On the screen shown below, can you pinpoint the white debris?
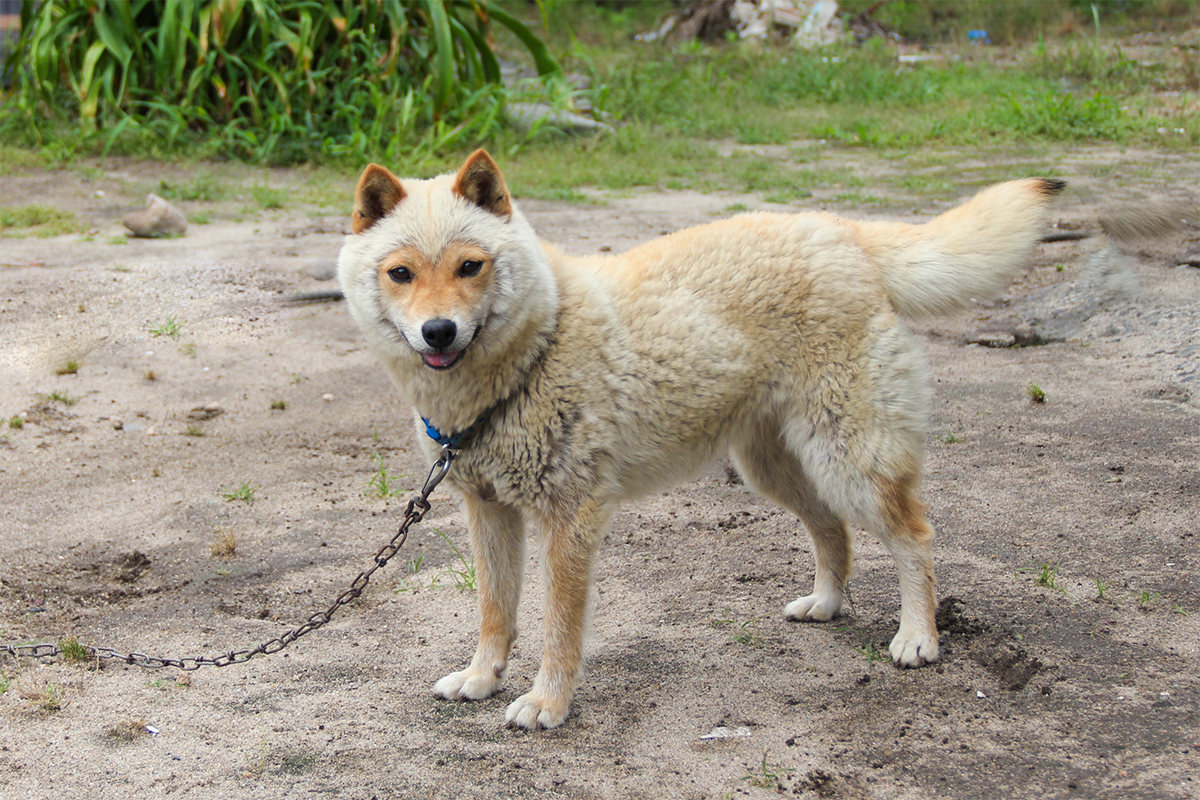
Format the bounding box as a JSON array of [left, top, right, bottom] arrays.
[[732, 0, 842, 47], [700, 726, 753, 740]]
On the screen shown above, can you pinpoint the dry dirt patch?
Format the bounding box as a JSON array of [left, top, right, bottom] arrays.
[[1, 148, 1197, 799]]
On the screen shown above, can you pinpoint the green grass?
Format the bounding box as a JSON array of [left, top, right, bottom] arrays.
[[431, 528, 477, 592], [1, 0, 564, 166], [0, 204, 84, 238], [1027, 383, 1048, 403], [19, 680, 66, 712], [55, 359, 79, 376], [157, 174, 226, 202], [1022, 561, 1065, 592], [251, 185, 288, 210], [42, 390, 77, 406], [743, 750, 795, 791], [221, 481, 257, 504], [59, 637, 89, 664], [364, 453, 406, 499], [711, 610, 766, 647], [149, 316, 183, 339], [8, 416, 24, 429]]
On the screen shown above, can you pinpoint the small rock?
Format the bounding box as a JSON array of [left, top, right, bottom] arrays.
[[187, 404, 223, 421], [967, 331, 1017, 348], [302, 260, 338, 281], [322, 393, 334, 402], [123, 193, 188, 238], [111, 417, 124, 431]]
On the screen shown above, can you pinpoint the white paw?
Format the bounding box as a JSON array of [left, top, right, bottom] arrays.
[[784, 592, 843, 622], [432, 666, 504, 701], [888, 629, 939, 668], [504, 691, 570, 730]]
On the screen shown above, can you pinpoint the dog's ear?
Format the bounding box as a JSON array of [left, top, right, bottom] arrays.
[[352, 164, 406, 234], [452, 149, 512, 220]]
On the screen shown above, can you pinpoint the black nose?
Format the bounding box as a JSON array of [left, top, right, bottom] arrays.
[[421, 318, 458, 349]]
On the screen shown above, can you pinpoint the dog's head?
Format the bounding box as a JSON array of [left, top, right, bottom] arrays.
[[337, 150, 555, 378]]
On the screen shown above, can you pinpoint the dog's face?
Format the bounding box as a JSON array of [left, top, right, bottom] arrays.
[[374, 237, 496, 370], [338, 150, 552, 378]]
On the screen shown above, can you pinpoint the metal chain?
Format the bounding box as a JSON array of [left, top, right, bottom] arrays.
[[1, 448, 457, 671]]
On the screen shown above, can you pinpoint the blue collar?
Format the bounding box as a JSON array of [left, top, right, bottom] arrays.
[[421, 415, 486, 450]]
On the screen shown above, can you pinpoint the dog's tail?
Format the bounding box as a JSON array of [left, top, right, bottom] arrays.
[[862, 178, 1065, 320]]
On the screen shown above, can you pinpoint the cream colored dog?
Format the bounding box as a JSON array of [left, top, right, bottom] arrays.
[[337, 150, 1063, 729]]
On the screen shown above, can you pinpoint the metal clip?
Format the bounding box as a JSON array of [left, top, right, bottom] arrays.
[[419, 445, 456, 499]]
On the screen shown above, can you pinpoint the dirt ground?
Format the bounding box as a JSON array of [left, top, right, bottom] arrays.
[[1, 143, 1197, 800]]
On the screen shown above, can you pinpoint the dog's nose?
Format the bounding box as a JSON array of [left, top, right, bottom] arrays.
[[421, 318, 458, 350]]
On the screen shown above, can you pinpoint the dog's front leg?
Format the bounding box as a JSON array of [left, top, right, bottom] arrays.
[[433, 494, 524, 701], [505, 496, 612, 730]]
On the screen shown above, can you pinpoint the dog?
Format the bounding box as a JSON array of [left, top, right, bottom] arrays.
[[336, 149, 1063, 729]]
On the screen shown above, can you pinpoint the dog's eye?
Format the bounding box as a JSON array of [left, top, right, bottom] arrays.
[[459, 260, 483, 278], [387, 266, 412, 284]]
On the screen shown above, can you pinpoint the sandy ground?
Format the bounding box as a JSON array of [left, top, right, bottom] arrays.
[[1, 145, 1198, 799]]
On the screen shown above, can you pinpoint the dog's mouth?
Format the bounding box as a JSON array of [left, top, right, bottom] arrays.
[[422, 350, 464, 370]]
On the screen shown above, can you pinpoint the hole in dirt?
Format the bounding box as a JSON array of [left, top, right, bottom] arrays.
[[935, 596, 988, 637]]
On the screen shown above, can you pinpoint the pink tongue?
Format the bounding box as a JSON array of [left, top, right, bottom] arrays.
[[423, 351, 459, 368]]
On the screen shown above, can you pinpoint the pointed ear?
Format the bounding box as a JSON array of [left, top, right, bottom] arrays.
[[352, 164, 405, 234], [452, 149, 512, 220]]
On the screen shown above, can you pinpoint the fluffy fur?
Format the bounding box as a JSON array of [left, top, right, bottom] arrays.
[[337, 150, 1063, 730]]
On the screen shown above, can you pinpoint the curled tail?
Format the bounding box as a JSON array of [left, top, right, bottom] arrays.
[[862, 178, 1065, 320]]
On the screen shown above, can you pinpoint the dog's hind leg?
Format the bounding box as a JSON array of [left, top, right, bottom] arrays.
[[730, 433, 852, 624], [871, 472, 939, 667], [433, 495, 525, 702]]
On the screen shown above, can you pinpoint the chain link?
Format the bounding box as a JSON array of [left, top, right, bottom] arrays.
[[1, 449, 456, 671]]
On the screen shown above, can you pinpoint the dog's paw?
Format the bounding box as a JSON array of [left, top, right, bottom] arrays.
[[504, 691, 570, 730], [433, 666, 504, 701], [784, 592, 843, 622], [888, 629, 939, 668]]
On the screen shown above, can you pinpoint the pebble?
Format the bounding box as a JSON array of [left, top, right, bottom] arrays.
[[123, 193, 188, 238], [302, 260, 338, 281], [966, 331, 1016, 348]]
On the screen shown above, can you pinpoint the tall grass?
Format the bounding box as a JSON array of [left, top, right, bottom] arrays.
[[584, 36, 1145, 148], [2, 0, 565, 166]]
